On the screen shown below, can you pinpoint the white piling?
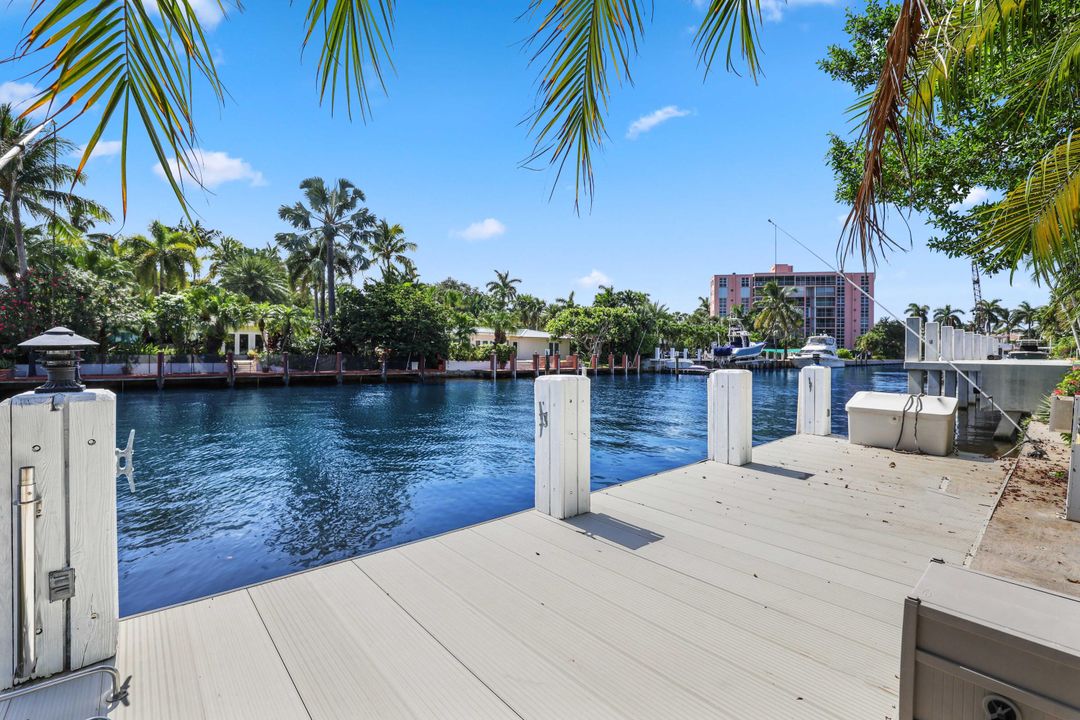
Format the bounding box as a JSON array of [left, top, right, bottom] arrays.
[[1067, 399, 1080, 522], [924, 322, 940, 361], [905, 317, 923, 361], [534, 375, 591, 519], [796, 365, 831, 436], [940, 326, 954, 361], [707, 370, 752, 466]]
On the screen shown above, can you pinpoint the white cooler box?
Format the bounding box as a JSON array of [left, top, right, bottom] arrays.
[[845, 391, 958, 456]]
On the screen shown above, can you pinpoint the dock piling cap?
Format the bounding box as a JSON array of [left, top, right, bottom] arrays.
[[18, 326, 98, 351]]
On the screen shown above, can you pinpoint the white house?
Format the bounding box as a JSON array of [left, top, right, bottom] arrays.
[[227, 324, 263, 356], [469, 328, 569, 357]]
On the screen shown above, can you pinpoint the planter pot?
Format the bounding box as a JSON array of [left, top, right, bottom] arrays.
[[1048, 394, 1076, 433]]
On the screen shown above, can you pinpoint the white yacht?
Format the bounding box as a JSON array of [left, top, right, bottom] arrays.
[[790, 335, 846, 368]]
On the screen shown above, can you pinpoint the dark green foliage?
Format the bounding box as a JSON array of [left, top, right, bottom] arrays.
[[333, 282, 450, 361], [855, 319, 906, 359]]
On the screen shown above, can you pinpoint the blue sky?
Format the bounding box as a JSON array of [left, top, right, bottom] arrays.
[[0, 0, 1047, 316]]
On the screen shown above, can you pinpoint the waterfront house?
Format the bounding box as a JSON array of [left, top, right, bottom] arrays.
[[469, 327, 570, 357]]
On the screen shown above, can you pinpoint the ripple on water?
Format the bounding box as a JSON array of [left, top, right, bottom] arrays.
[[115, 368, 908, 614]]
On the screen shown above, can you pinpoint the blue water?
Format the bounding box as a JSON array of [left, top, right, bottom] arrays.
[[116, 367, 906, 615]]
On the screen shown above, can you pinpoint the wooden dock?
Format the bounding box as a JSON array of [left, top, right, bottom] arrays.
[[2, 434, 1003, 719]]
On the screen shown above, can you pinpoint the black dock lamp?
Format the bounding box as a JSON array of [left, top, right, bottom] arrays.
[[18, 326, 98, 393]]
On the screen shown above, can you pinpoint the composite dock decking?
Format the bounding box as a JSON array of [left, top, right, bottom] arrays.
[[3, 434, 1002, 719]]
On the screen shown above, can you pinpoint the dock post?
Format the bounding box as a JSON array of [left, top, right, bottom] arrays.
[[924, 322, 942, 395], [418, 354, 426, 383], [940, 326, 954, 361], [609, 353, 615, 376], [533, 353, 539, 376], [707, 369, 752, 466], [227, 352, 235, 387], [554, 353, 561, 375], [796, 365, 831, 436], [491, 352, 497, 383], [591, 354, 598, 377], [1067, 399, 1080, 522], [534, 374, 591, 519], [905, 317, 923, 361], [337, 352, 344, 384], [622, 353, 628, 377], [156, 351, 165, 390], [283, 352, 290, 386], [510, 351, 516, 380], [635, 353, 641, 376]]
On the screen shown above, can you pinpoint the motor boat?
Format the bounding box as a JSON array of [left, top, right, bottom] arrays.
[[790, 335, 847, 369], [713, 321, 766, 361], [1006, 338, 1049, 360]]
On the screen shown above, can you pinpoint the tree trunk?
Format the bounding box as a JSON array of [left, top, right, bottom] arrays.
[[9, 181, 28, 290], [325, 230, 336, 318]]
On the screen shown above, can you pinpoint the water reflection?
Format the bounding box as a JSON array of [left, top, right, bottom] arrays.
[[115, 367, 907, 614]]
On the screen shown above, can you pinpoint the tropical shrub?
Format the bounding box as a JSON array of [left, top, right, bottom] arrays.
[[854, 319, 906, 359], [836, 348, 854, 359], [1052, 367, 1080, 397], [333, 282, 449, 361]]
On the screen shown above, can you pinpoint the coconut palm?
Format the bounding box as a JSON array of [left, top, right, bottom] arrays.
[[123, 221, 199, 296], [752, 280, 801, 352], [905, 303, 929, 322], [277, 177, 374, 318], [367, 220, 415, 280], [933, 305, 965, 329], [219, 253, 290, 304], [486, 270, 521, 311], [973, 299, 1007, 334], [515, 294, 548, 330], [0, 104, 112, 284], [1010, 301, 1038, 337], [484, 309, 516, 345]]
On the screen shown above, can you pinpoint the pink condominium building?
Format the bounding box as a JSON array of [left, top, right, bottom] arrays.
[[708, 264, 875, 349]]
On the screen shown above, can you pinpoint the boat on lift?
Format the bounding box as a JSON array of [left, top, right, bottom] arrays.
[[790, 335, 847, 369], [713, 321, 766, 361]]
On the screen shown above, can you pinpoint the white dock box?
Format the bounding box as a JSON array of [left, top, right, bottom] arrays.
[[900, 562, 1080, 720], [845, 391, 957, 456]]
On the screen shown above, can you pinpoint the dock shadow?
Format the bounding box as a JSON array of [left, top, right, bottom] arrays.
[[564, 513, 664, 550], [744, 462, 814, 481]]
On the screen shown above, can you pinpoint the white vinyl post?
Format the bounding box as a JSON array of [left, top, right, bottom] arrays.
[[905, 317, 923, 361], [1067, 399, 1080, 522], [707, 370, 752, 465], [924, 322, 940, 361], [940, 326, 954, 361], [796, 365, 831, 436], [1, 390, 120, 689], [534, 375, 591, 519]]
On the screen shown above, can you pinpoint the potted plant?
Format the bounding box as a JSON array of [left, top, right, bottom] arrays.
[[1049, 366, 1080, 432]]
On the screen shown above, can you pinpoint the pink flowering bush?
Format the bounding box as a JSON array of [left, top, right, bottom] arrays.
[[1052, 366, 1080, 396]]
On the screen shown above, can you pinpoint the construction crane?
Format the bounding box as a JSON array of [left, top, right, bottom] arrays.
[[971, 260, 983, 308]]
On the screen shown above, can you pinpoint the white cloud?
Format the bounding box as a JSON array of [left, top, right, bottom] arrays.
[[577, 269, 612, 288], [143, 0, 226, 28], [0, 81, 41, 116], [626, 105, 691, 140], [948, 186, 992, 211], [74, 140, 123, 161], [153, 149, 266, 188], [452, 218, 507, 241], [759, 0, 839, 21]]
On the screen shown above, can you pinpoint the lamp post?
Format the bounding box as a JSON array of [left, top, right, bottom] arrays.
[[17, 327, 97, 393]]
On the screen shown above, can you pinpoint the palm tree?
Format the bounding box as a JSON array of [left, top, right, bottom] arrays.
[[1011, 301, 1038, 337], [277, 177, 374, 319], [515, 294, 548, 330], [123, 221, 199, 296], [268, 305, 313, 353], [0, 104, 112, 284], [206, 236, 247, 280], [933, 305, 965, 329], [905, 303, 929, 323], [367, 220, 416, 280], [484, 309, 516, 346], [752, 280, 801, 353], [486, 270, 521, 311], [219, 253, 290, 304], [973, 299, 1007, 334]]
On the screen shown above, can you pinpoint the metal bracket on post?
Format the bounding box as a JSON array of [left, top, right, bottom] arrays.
[[115, 429, 135, 493]]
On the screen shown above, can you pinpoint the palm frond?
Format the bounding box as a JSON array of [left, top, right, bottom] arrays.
[[839, 0, 930, 268], [302, 0, 395, 120], [17, 0, 230, 215], [523, 0, 645, 211], [979, 129, 1080, 277], [693, 0, 766, 82]]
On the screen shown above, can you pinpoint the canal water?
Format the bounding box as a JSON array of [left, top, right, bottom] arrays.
[[116, 367, 908, 615]]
